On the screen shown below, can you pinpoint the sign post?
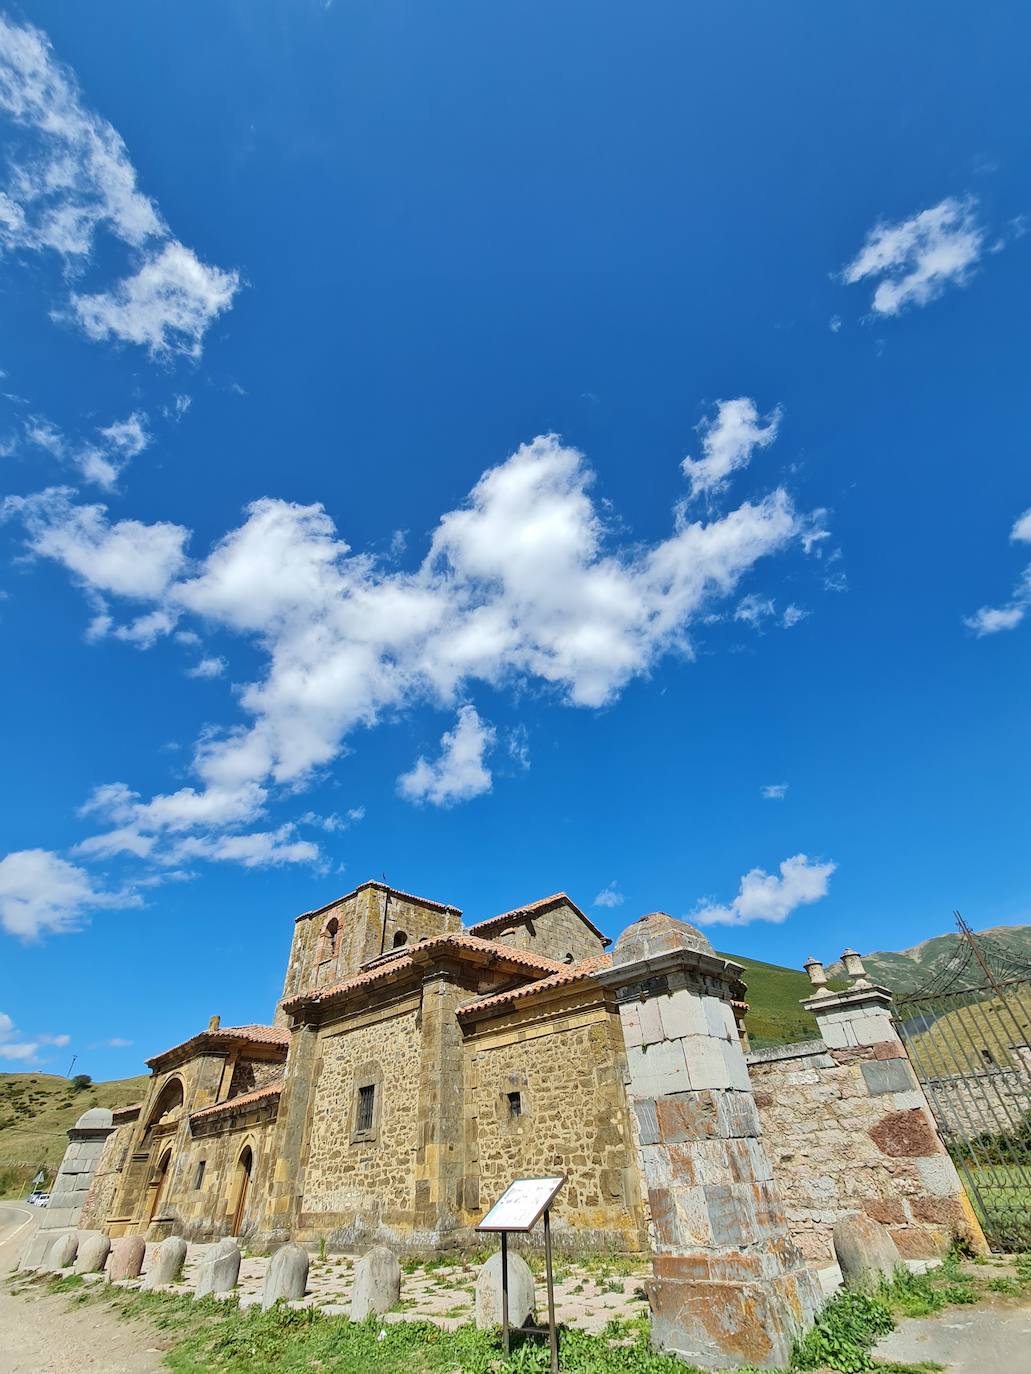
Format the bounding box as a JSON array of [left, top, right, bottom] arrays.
[[476, 1174, 566, 1373]]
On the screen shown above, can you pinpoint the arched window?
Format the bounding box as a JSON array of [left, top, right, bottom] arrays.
[[323, 916, 341, 956], [146, 1077, 184, 1130], [392, 930, 408, 949]]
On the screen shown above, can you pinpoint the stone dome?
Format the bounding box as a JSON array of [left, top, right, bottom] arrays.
[[611, 911, 714, 967], [74, 1106, 114, 1130]]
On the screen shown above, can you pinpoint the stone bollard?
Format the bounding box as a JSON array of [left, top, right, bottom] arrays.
[[45, 1232, 78, 1271], [262, 1242, 310, 1310], [75, 1232, 111, 1274], [474, 1250, 535, 1330], [143, 1235, 188, 1289], [349, 1245, 401, 1320], [108, 1235, 146, 1282], [195, 1238, 241, 1298], [833, 1213, 901, 1289]]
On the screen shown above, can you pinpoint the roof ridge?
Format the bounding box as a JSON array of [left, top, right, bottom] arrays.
[[190, 1078, 285, 1121], [295, 880, 462, 923], [457, 953, 613, 1016], [467, 892, 611, 947]]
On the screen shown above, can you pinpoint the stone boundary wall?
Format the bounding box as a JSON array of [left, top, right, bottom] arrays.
[[922, 1060, 1031, 1143], [748, 1038, 975, 1264]]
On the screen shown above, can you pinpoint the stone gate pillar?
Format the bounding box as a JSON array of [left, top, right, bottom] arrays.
[[802, 950, 989, 1256], [598, 913, 820, 1371]]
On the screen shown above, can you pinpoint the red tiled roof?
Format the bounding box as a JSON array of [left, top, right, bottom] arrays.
[[467, 892, 611, 947], [146, 1023, 289, 1069], [190, 1079, 285, 1122], [295, 879, 462, 923], [112, 1102, 142, 1122], [283, 932, 564, 1011], [458, 954, 613, 1017]]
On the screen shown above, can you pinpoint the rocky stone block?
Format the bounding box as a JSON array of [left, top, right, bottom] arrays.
[[143, 1235, 187, 1288], [108, 1234, 146, 1282], [74, 1231, 111, 1273], [195, 1238, 241, 1298], [20, 1228, 69, 1270], [45, 1232, 78, 1270], [474, 1249, 535, 1329], [349, 1245, 401, 1320], [833, 1212, 901, 1288], [262, 1242, 310, 1309]]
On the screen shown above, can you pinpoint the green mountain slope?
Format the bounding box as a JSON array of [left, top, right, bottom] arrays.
[[827, 924, 1031, 994]]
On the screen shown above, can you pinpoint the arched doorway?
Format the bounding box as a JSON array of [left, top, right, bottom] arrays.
[[230, 1145, 253, 1236], [146, 1147, 172, 1225]]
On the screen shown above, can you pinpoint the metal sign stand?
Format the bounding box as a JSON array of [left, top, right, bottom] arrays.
[[476, 1175, 566, 1374]]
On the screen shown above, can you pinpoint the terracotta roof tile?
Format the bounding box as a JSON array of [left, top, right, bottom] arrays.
[[457, 953, 613, 1017], [146, 1023, 289, 1068], [283, 933, 563, 1011], [467, 892, 610, 946], [190, 1079, 285, 1122]]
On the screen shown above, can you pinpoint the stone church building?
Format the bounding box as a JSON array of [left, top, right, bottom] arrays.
[[89, 882, 657, 1251], [81, 877, 983, 1302]]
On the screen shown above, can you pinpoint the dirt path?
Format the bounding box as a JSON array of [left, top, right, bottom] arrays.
[[0, 1202, 169, 1374], [873, 1291, 1031, 1372]]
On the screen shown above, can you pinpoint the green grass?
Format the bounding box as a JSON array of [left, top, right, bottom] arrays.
[[20, 1252, 1031, 1374], [951, 1163, 1031, 1250]]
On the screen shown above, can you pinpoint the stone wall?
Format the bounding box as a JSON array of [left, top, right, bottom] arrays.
[[749, 1039, 979, 1263], [463, 991, 646, 1251], [922, 1061, 1031, 1142], [78, 1110, 138, 1231], [298, 995, 423, 1242], [484, 902, 607, 964]]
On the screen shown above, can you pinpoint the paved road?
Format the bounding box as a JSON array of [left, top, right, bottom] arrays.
[[874, 1292, 1031, 1372], [0, 1201, 167, 1374]]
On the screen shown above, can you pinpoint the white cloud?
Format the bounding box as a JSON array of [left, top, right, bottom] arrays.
[[14, 429, 823, 866], [0, 1016, 69, 1063], [37, 1032, 70, 1046], [0, 848, 138, 939], [734, 593, 776, 627], [593, 882, 625, 909], [299, 807, 364, 833], [22, 411, 150, 489], [70, 241, 239, 359], [168, 825, 319, 869], [105, 1037, 132, 1047], [781, 604, 809, 628], [842, 197, 986, 316], [965, 507, 1031, 636], [2, 486, 189, 599], [681, 398, 782, 501], [761, 783, 788, 800], [185, 655, 226, 679], [398, 705, 496, 807], [694, 852, 834, 927], [0, 17, 237, 355]]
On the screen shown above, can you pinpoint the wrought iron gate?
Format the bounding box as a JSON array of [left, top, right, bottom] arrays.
[[893, 915, 1031, 1251]]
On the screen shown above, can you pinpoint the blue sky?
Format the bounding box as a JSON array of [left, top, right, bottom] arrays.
[[1, 2, 1029, 1081]]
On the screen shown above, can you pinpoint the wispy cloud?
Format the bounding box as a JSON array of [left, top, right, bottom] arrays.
[[842, 196, 988, 316], [23, 411, 150, 489], [760, 783, 788, 800], [0, 16, 238, 356], [965, 507, 1031, 635], [593, 882, 624, 909], [694, 852, 834, 926]]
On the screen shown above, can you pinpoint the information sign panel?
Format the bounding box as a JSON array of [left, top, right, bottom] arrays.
[[475, 1175, 566, 1232]]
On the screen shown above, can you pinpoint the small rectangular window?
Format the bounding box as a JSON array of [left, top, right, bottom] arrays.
[[356, 1083, 376, 1134], [193, 1159, 206, 1190], [507, 1091, 522, 1119]]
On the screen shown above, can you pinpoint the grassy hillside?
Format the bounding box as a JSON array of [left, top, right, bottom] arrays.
[[0, 1072, 149, 1195], [718, 950, 845, 1049], [898, 985, 1031, 1077]]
